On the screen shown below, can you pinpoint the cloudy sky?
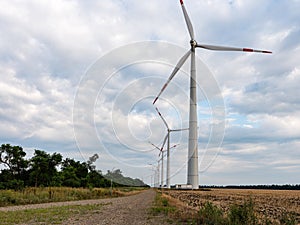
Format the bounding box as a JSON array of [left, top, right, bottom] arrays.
[[1, 0, 299, 186]]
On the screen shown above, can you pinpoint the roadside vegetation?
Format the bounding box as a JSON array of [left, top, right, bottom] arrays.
[[0, 203, 106, 225], [151, 191, 176, 216], [0, 186, 147, 207], [152, 190, 297, 225]]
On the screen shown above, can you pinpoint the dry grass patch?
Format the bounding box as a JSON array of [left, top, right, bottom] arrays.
[[0, 187, 148, 207]]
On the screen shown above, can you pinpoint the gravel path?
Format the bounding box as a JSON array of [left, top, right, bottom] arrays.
[[0, 189, 173, 225]]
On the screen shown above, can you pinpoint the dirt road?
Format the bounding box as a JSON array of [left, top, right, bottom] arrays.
[[62, 189, 172, 225]]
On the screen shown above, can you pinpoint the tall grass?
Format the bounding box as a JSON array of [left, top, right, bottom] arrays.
[[0, 187, 146, 207]]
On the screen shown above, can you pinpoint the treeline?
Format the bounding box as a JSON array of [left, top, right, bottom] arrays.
[[0, 144, 147, 190], [201, 184, 300, 190]]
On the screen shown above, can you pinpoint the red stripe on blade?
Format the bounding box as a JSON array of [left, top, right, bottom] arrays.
[[162, 83, 167, 90], [243, 48, 254, 52], [180, 0, 183, 4]]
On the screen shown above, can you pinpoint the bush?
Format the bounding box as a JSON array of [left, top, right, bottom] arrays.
[[197, 201, 225, 225], [228, 199, 258, 225], [1, 179, 24, 191]]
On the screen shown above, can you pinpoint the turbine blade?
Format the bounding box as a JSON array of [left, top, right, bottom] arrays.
[[160, 134, 168, 154], [180, 0, 194, 39], [196, 44, 272, 53], [149, 141, 161, 151], [153, 50, 191, 104], [155, 107, 169, 130], [170, 127, 189, 132], [170, 144, 180, 149]]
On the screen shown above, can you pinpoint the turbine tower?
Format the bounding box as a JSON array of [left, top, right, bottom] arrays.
[[153, 0, 272, 189], [155, 107, 188, 188], [155, 159, 160, 188]]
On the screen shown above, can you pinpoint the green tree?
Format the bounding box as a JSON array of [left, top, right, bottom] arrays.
[[61, 166, 81, 187], [0, 144, 28, 189], [29, 150, 62, 187], [87, 170, 108, 188], [0, 144, 28, 178], [61, 158, 88, 187]]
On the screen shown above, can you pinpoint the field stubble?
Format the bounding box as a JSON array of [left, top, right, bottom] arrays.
[[163, 189, 300, 224]]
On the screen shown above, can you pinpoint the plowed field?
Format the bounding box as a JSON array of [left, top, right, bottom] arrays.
[[163, 189, 300, 223]]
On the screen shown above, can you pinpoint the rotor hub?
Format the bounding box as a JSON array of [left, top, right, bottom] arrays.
[[190, 39, 197, 48]]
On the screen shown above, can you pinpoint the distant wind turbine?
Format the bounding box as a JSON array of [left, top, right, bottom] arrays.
[[155, 107, 188, 188], [149, 141, 179, 188], [153, 0, 272, 189]]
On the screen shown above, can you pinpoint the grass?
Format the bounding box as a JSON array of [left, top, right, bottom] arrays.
[[0, 203, 107, 225], [150, 192, 176, 216], [0, 186, 147, 207]]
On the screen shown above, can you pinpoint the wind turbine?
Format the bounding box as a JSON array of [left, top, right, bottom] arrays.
[[149, 141, 165, 188], [155, 107, 188, 188], [149, 141, 179, 188], [153, 0, 272, 189], [148, 162, 160, 187]]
